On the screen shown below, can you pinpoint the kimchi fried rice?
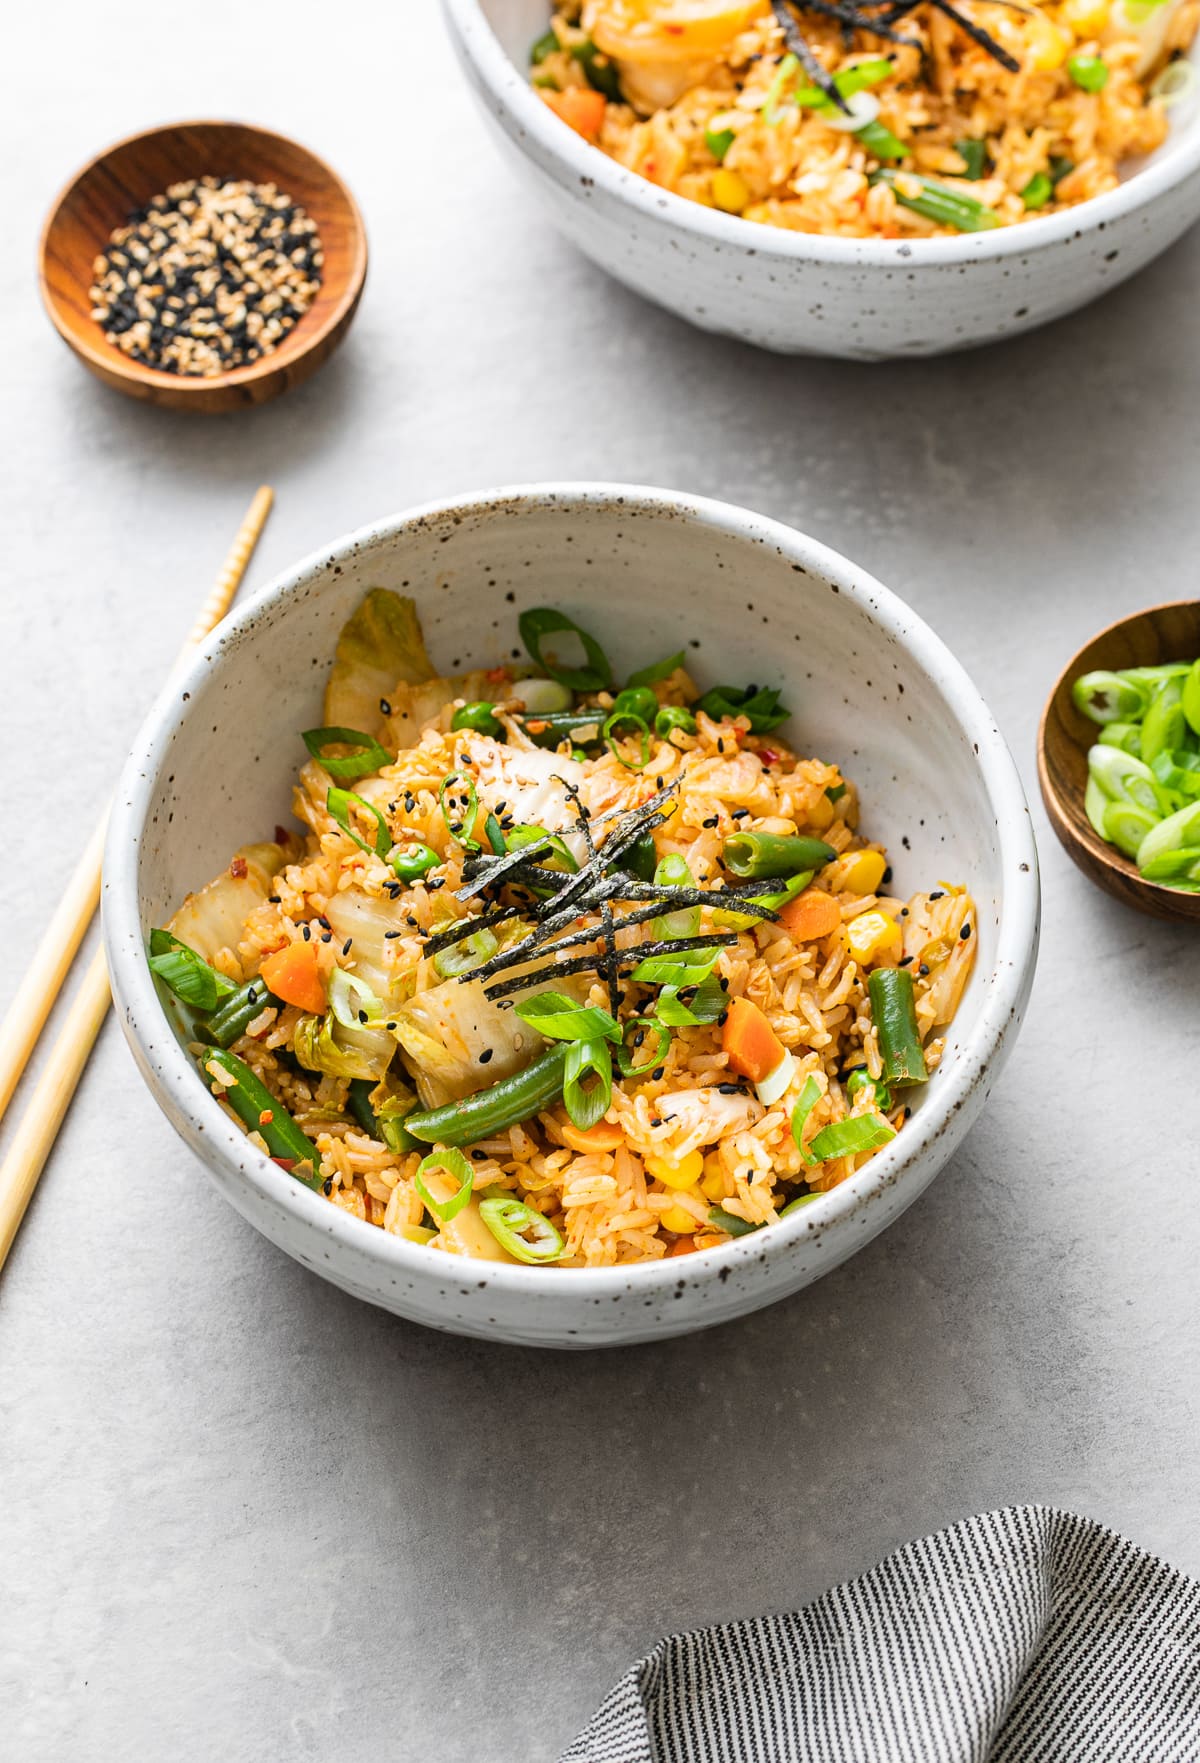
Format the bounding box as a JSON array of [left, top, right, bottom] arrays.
[[527, 0, 1199, 238], [149, 592, 977, 1269]]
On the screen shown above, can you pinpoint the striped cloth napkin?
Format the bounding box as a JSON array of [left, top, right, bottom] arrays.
[[560, 1507, 1200, 1762]]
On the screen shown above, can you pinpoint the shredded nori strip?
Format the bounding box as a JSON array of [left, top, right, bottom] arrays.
[[482, 934, 738, 1001], [770, 0, 853, 108], [872, 0, 1020, 66]]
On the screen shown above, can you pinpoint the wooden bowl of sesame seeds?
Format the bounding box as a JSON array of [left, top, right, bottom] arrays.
[[38, 121, 367, 412]]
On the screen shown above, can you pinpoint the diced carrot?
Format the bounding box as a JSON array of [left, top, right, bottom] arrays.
[[561, 1120, 624, 1154], [722, 996, 786, 1086], [779, 890, 842, 942], [544, 86, 607, 140], [260, 940, 327, 1014], [668, 1236, 702, 1256]]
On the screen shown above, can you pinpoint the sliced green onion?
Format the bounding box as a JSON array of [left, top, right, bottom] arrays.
[[780, 1191, 821, 1216], [705, 125, 735, 160], [654, 974, 728, 1027], [1136, 799, 1200, 870], [1151, 58, 1197, 107], [611, 685, 659, 724], [794, 56, 893, 108], [439, 772, 481, 847], [856, 119, 907, 160], [530, 25, 559, 63], [723, 832, 835, 878], [1021, 171, 1053, 211], [955, 137, 987, 179], [148, 929, 238, 1012], [1097, 721, 1143, 757], [809, 1113, 896, 1160], [479, 1196, 566, 1263], [1104, 800, 1160, 859], [654, 854, 700, 941], [414, 1147, 475, 1222], [432, 926, 499, 978], [1151, 750, 1200, 800], [507, 823, 579, 872], [1087, 744, 1168, 816], [302, 726, 391, 782], [329, 966, 384, 1028], [563, 1037, 613, 1130], [603, 707, 652, 770], [1140, 845, 1200, 883], [826, 782, 847, 803], [655, 705, 697, 738], [512, 677, 575, 715], [708, 1206, 761, 1237], [868, 168, 1001, 232], [693, 682, 790, 733], [621, 833, 659, 884], [711, 869, 812, 930], [763, 51, 800, 123], [1073, 670, 1150, 724], [1049, 155, 1075, 186], [451, 701, 503, 738], [629, 947, 721, 988], [518, 608, 613, 692], [628, 651, 686, 688], [327, 786, 391, 859], [1141, 678, 1187, 766], [485, 812, 507, 855], [513, 991, 621, 1043], [790, 1074, 823, 1167], [616, 1017, 671, 1078], [1068, 51, 1109, 91], [391, 842, 439, 883]]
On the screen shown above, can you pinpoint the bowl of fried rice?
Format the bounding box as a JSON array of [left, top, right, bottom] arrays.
[[443, 0, 1200, 355], [105, 484, 1039, 1347]]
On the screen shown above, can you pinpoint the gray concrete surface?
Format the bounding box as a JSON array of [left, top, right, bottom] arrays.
[[3, 3, 1198, 1758]]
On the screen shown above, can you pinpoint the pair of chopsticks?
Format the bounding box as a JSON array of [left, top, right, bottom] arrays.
[[0, 487, 275, 1272]]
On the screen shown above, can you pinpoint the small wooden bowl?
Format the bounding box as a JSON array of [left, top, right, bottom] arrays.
[[38, 121, 367, 413], [1038, 599, 1200, 924]]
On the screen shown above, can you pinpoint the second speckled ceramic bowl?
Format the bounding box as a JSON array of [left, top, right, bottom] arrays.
[[443, 0, 1200, 358], [104, 485, 1040, 1348]]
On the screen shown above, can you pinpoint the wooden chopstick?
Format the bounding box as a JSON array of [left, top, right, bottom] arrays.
[[0, 486, 274, 1272]]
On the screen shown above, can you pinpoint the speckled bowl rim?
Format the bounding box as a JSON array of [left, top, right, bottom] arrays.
[[442, 0, 1200, 267], [105, 483, 1040, 1308]]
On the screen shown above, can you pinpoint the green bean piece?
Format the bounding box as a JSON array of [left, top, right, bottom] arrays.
[[705, 125, 735, 161], [723, 831, 835, 879], [856, 120, 907, 161], [1021, 171, 1053, 210], [868, 968, 928, 1089], [202, 1048, 321, 1188], [204, 977, 279, 1048], [520, 708, 605, 749], [347, 1078, 421, 1151], [404, 1046, 569, 1146], [708, 1207, 762, 1237], [530, 25, 559, 63], [621, 833, 659, 883], [392, 842, 439, 883], [846, 1067, 892, 1111], [954, 137, 987, 179], [571, 36, 623, 100], [867, 169, 1001, 231], [451, 701, 503, 739], [655, 705, 698, 738]]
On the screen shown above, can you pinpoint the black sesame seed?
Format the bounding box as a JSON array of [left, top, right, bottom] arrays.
[[960, 923, 972, 940], [342, 938, 353, 955], [479, 1048, 494, 1064]]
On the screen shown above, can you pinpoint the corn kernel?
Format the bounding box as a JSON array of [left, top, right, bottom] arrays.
[[845, 909, 903, 963], [646, 1149, 705, 1191], [712, 168, 750, 213], [1064, 0, 1109, 35], [701, 1155, 727, 1203], [840, 849, 887, 896], [808, 793, 835, 831], [660, 1193, 702, 1234], [1029, 20, 1070, 68]]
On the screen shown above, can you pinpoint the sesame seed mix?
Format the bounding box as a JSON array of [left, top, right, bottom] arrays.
[[88, 177, 323, 377]]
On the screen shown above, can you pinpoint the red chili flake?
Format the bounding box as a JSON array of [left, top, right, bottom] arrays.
[[485, 666, 511, 684], [274, 825, 290, 846], [258, 1108, 274, 1126], [759, 749, 780, 765], [271, 1157, 295, 1172], [229, 856, 248, 879]]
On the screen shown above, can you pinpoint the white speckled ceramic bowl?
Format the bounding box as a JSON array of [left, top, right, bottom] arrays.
[[442, 0, 1200, 357], [104, 485, 1039, 1348]]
